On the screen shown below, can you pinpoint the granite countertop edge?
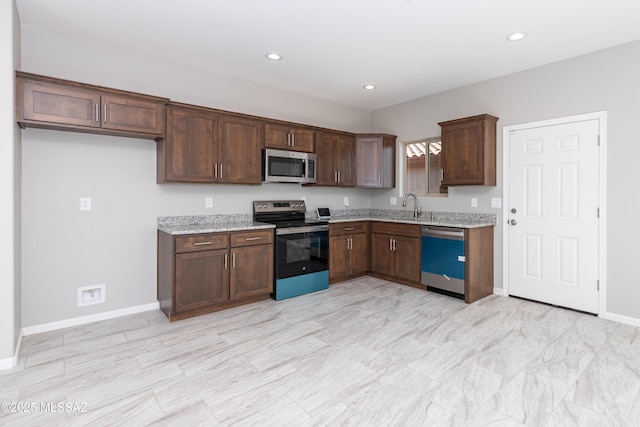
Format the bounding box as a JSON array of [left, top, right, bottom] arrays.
[[158, 222, 275, 235], [329, 217, 495, 229]]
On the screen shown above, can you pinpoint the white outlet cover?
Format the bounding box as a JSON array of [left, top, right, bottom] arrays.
[[343, 196, 349, 207], [471, 198, 478, 208], [390, 197, 397, 205], [205, 197, 213, 208], [77, 284, 106, 306], [491, 198, 502, 208], [80, 197, 91, 211]]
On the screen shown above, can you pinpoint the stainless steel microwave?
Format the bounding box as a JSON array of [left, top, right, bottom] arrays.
[[263, 149, 317, 184]]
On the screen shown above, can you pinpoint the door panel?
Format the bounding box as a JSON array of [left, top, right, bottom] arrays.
[[508, 119, 599, 313]]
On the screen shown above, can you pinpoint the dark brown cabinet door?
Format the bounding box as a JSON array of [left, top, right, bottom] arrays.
[[264, 123, 315, 152], [394, 236, 421, 283], [349, 233, 369, 275], [218, 115, 263, 184], [175, 249, 229, 312], [315, 131, 355, 186], [102, 94, 165, 135], [230, 244, 274, 300], [164, 106, 217, 182], [20, 80, 101, 128], [329, 235, 350, 280], [439, 114, 498, 186], [371, 233, 395, 277], [355, 134, 396, 188]]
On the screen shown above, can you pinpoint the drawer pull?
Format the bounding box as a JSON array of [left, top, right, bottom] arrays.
[[344, 227, 355, 231], [245, 237, 261, 241], [193, 241, 212, 246], [224, 253, 228, 269], [232, 253, 236, 268]]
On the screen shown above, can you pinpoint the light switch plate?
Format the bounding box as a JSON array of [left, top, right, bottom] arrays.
[[80, 197, 91, 211]]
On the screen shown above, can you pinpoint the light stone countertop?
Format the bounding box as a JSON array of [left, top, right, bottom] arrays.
[[157, 209, 496, 235]]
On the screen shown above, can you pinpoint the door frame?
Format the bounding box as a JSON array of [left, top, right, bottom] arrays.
[[501, 111, 607, 315]]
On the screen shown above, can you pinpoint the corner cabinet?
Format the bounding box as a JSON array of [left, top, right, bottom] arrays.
[[158, 228, 274, 321], [438, 114, 498, 186], [315, 131, 355, 186], [355, 134, 396, 188], [158, 103, 263, 184], [329, 222, 369, 283], [16, 72, 167, 139]]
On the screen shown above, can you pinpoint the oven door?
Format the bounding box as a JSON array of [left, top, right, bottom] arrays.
[[275, 227, 328, 279]]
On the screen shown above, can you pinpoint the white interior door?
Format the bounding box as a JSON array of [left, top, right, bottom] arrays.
[[507, 119, 600, 313]]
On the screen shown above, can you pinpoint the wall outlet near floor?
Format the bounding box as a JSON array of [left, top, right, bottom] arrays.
[[80, 197, 92, 211], [77, 284, 106, 307], [390, 197, 397, 206], [471, 198, 478, 208], [205, 197, 213, 208], [491, 198, 502, 208]]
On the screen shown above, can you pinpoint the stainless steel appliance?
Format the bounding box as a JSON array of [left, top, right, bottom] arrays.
[[253, 200, 329, 300], [421, 226, 465, 297], [262, 149, 317, 184]]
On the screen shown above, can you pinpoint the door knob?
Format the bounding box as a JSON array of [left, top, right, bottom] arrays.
[[510, 219, 517, 226]]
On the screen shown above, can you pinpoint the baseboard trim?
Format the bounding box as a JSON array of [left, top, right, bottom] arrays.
[[22, 302, 160, 336], [599, 311, 640, 328], [0, 330, 23, 370], [493, 287, 505, 296]]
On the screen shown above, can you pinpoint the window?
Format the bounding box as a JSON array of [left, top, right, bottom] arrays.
[[404, 137, 447, 196]]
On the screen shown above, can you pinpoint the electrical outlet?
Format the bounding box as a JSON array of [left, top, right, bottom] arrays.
[[343, 197, 349, 207], [205, 197, 213, 208], [390, 197, 397, 206], [491, 198, 502, 208], [77, 284, 106, 306], [80, 197, 91, 211], [471, 198, 478, 208], [301, 197, 306, 203]]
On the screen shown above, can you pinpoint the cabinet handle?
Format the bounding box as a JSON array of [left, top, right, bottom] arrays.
[[219, 164, 223, 179], [344, 227, 354, 231], [394, 239, 397, 251], [292, 134, 295, 147], [378, 172, 381, 183], [334, 171, 338, 182], [224, 253, 228, 269], [95, 104, 99, 122], [103, 105, 107, 123], [245, 237, 261, 241], [193, 241, 212, 246], [287, 134, 291, 146], [389, 238, 393, 251], [232, 252, 236, 268], [337, 171, 341, 183]]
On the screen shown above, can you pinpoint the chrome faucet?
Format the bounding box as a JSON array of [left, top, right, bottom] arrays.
[[402, 193, 422, 218]]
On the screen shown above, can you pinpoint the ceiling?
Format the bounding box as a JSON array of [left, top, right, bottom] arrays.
[[16, 0, 640, 111]]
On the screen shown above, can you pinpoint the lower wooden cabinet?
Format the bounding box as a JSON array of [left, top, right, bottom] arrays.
[[329, 222, 369, 282], [370, 222, 421, 285], [158, 228, 273, 321]]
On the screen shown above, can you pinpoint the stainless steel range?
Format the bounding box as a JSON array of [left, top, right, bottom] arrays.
[[253, 200, 329, 300]]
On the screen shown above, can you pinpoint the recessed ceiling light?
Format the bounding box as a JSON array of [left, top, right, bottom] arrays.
[[506, 32, 527, 42], [363, 84, 376, 90], [265, 52, 282, 61]]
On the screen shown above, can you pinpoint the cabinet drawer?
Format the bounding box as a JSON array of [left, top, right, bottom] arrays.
[[175, 233, 228, 253], [330, 221, 368, 236], [371, 221, 421, 238], [230, 229, 274, 247]]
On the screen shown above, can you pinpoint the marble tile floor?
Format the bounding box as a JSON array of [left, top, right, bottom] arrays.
[[2, 276, 640, 426]]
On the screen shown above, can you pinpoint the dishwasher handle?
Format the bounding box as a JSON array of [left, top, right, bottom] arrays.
[[422, 227, 464, 239]]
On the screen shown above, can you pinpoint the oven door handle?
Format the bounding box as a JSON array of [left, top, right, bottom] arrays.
[[276, 225, 329, 235]]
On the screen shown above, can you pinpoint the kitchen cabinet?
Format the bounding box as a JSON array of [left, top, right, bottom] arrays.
[[16, 71, 166, 138], [355, 134, 396, 188], [316, 131, 355, 186], [264, 122, 315, 153], [158, 104, 263, 184], [438, 114, 498, 186], [329, 222, 369, 282], [370, 222, 421, 284], [158, 228, 273, 321]]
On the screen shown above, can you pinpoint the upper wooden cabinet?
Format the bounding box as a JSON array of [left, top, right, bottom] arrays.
[[264, 122, 314, 153], [158, 103, 263, 184], [355, 134, 396, 188], [438, 114, 498, 186], [16, 72, 167, 139], [316, 131, 355, 186]]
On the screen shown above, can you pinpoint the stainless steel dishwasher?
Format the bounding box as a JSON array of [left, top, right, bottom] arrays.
[[421, 226, 465, 297]]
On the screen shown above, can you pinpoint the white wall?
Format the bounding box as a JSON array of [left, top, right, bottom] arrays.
[[370, 40, 640, 321], [0, 0, 21, 364], [20, 27, 372, 327]]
